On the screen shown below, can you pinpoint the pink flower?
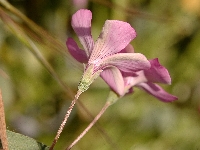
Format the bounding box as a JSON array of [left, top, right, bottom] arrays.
[[66, 9, 150, 93], [101, 44, 177, 102]]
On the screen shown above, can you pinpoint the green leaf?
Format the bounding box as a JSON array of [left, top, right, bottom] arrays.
[[0, 130, 50, 150]]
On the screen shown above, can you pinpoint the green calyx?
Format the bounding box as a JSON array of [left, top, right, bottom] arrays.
[[78, 64, 102, 93]]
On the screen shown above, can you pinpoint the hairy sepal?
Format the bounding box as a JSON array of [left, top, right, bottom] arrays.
[[78, 64, 102, 92]]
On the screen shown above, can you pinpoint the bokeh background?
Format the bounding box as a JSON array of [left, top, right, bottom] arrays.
[[0, 0, 200, 149]]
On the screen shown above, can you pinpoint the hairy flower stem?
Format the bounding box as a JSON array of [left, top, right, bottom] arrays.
[[66, 91, 120, 150], [66, 101, 111, 150], [50, 90, 82, 150]]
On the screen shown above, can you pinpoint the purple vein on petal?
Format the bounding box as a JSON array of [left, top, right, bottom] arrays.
[[98, 53, 150, 72], [89, 20, 136, 63]]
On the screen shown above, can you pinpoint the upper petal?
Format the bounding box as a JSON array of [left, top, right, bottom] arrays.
[[71, 9, 94, 56], [144, 58, 171, 84], [66, 38, 88, 63], [89, 20, 136, 63], [98, 53, 150, 73], [100, 66, 125, 96], [137, 82, 178, 102]]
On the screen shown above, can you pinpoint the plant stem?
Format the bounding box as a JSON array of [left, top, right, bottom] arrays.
[[49, 90, 82, 150], [66, 101, 111, 150], [0, 90, 8, 150]]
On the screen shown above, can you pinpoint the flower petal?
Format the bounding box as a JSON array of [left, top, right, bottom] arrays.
[[137, 82, 178, 102], [66, 38, 88, 63], [89, 20, 136, 63], [98, 53, 150, 73], [144, 58, 171, 84], [71, 9, 94, 56], [120, 44, 135, 53], [123, 71, 146, 87], [100, 66, 125, 96]]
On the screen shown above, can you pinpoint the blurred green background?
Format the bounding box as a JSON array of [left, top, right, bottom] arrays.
[[0, 0, 200, 149]]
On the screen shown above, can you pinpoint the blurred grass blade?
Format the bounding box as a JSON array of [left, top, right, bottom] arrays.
[[0, 0, 67, 56], [0, 69, 9, 79], [0, 7, 74, 97], [91, 0, 172, 22], [0, 90, 8, 150], [0, 0, 81, 71]]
